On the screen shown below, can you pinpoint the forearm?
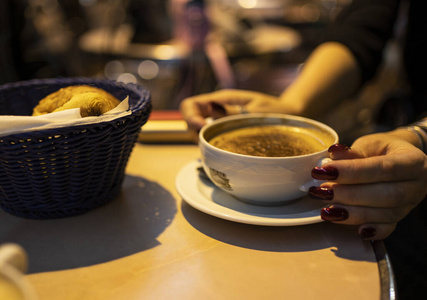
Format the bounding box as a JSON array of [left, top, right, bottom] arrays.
[[279, 42, 363, 118]]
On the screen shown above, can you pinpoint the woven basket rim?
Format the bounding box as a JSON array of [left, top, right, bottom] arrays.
[[0, 77, 152, 139], [0, 77, 151, 110]]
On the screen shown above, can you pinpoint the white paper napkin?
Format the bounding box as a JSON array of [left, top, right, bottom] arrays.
[[0, 97, 131, 137]]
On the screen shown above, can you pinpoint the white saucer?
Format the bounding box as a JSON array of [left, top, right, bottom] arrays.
[[176, 160, 326, 226]]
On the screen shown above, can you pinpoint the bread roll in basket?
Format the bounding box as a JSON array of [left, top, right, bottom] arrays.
[[32, 85, 121, 117]]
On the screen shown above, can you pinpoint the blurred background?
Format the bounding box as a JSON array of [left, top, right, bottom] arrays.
[[0, 0, 409, 142]]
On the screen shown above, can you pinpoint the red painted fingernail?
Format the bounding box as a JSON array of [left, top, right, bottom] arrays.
[[328, 143, 351, 153], [311, 166, 339, 180], [359, 227, 377, 239], [209, 101, 226, 115], [308, 186, 334, 200], [321, 207, 349, 221]]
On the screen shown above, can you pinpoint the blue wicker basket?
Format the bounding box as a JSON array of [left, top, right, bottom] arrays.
[[0, 78, 152, 219]]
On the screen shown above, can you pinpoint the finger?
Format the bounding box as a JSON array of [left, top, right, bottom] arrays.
[[207, 90, 280, 115], [358, 223, 397, 240], [320, 204, 412, 226], [180, 98, 210, 132], [328, 140, 383, 160], [209, 90, 258, 116], [320, 151, 425, 184], [318, 180, 424, 208], [221, 98, 281, 115], [328, 134, 419, 160], [180, 90, 255, 128], [221, 103, 249, 115], [209, 101, 228, 119], [188, 89, 254, 106], [180, 90, 241, 123]]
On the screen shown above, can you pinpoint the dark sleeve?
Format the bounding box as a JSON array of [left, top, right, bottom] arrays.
[[324, 0, 401, 83]]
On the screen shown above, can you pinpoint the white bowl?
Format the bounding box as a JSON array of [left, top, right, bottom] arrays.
[[199, 113, 338, 205]]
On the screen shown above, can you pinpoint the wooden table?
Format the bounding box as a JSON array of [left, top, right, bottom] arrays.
[[1, 143, 384, 300]]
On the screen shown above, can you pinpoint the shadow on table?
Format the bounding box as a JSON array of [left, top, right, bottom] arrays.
[[182, 202, 375, 262], [0, 175, 177, 274]]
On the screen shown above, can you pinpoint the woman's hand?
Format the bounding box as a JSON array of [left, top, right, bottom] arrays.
[[309, 130, 427, 240], [179, 89, 283, 132]]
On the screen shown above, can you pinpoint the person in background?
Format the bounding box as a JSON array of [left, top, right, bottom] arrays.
[[0, 0, 84, 85], [180, 1, 426, 298], [0, 0, 26, 84]]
